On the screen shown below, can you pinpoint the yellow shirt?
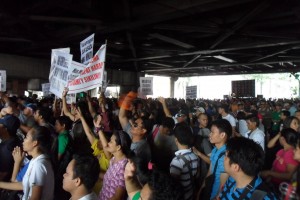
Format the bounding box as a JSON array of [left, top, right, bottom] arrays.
[[91, 139, 110, 194]]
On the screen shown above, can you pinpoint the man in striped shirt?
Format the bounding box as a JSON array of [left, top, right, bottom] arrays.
[[170, 123, 200, 200]]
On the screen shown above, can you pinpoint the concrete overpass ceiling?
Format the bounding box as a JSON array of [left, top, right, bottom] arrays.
[[0, 0, 300, 77]]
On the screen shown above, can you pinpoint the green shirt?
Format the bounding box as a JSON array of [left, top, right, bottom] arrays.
[[58, 130, 70, 154]]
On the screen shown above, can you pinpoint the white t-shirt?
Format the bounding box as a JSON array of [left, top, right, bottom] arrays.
[[22, 154, 54, 200], [246, 128, 265, 150], [222, 114, 236, 127], [78, 192, 98, 200]]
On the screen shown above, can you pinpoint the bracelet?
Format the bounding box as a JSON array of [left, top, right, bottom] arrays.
[[95, 126, 104, 132]]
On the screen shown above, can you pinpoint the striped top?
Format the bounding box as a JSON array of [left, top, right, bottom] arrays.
[[170, 149, 199, 200]]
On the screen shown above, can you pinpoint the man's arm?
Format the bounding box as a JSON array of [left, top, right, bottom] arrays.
[[158, 97, 172, 117], [119, 92, 136, 130], [61, 88, 74, 121]]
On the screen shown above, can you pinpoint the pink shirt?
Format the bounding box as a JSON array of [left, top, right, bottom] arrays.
[[272, 149, 298, 184], [99, 157, 127, 200]]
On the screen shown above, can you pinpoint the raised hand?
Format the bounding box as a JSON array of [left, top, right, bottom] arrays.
[[12, 146, 25, 164], [62, 87, 69, 97]]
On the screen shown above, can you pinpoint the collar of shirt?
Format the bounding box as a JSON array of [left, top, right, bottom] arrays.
[[175, 148, 192, 156]]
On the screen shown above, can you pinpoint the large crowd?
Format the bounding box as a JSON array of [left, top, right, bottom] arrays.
[[0, 89, 299, 200]]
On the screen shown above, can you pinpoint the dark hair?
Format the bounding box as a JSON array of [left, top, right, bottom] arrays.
[[31, 126, 52, 154], [140, 116, 153, 137], [161, 117, 175, 130], [56, 116, 73, 131], [236, 111, 246, 120], [147, 171, 183, 200], [114, 131, 132, 157], [72, 154, 100, 191], [219, 104, 229, 113], [211, 119, 232, 139], [281, 110, 291, 118], [246, 114, 259, 127], [280, 128, 298, 146], [37, 107, 52, 122], [283, 116, 299, 130], [173, 122, 193, 147], [226, 137, 264, 177]]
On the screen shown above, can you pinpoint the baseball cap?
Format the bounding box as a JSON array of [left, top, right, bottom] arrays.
[[195, 107, 205, 113], [0, 115, 20, 136], [26, 103, 37, 112], [176, 110, 188, 117]]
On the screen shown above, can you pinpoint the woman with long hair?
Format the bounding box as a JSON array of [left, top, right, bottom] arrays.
[[98, 130, 132, 200], [0, 126, 54, 200]]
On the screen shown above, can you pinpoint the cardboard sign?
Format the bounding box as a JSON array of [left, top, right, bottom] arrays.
[[80, 34, 95, 65], [140, 77, 153, 95], [0, 70, 7, 91], [186, 85, 197, 99], [68, 44, 106, 94], [49, 51, 73, 98]]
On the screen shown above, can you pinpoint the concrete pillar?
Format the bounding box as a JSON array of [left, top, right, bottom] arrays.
[[170, 76, 178, 98]]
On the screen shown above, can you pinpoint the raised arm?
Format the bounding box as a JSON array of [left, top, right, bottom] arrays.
[[267, 132, 280, 148], [86, 95, 96, 118], [76, 107, 96, 145], [98, 129, 112, 160], [119, 92, 137, 130], [124, 161, 142, 200], [61, 88, 75, 121], [158, 97, 172, 117]]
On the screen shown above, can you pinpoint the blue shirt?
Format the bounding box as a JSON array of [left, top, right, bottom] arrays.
[[219, 176, 278, 200], [16, 162, 30, 182], [210, 145, 226, 199]]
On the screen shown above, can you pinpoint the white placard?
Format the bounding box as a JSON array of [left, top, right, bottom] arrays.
[[0, 70, 6, 91], [66, 93, 76, 104], [80, 34, 95, 65], [49, 51, 73, 98], [139, 77, 153, 95], [49, 48, 70, 80], [68, 44, 106, 94], [68, 61, 86, 81], [186, 85, 197, 99], [42, 83, 51, 96]]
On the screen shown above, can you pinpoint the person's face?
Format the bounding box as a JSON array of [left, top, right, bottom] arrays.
[[275, 105, 281, 112], [176, 115, 186, 123], [63, 159, 77, 193], [198, 114, 208, 128], [130, 118, 145, 136], [209, 125, 225, 144], [55, 120, 65, 133], [246, 120, 256, 131], [140, 183, 152, 200], [159, 126, 171, 135], [224, 151, 232, 174], [106, 134, 120, 154], [295, 112, 300, 122], [218, 107, 223, 114], [293, 145, 300, 162], [23, 107, 33, 116], [280, 113, 287, 120], [290, 119, 299, 132], [33, 110, 40, 121], [23, 129, 36, 154]]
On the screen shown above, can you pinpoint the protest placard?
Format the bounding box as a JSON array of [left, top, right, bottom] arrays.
[[186, 85, 197, 99], [49, 48, 70, 80], [80, 34, 95, 65], [42, 83, 51, 96], [139, 77, 153, 95], [69, 61, 86, 81], [49, 51, 73, 98], [68, 44, 106, 94], [0, 70, 7, 91]]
